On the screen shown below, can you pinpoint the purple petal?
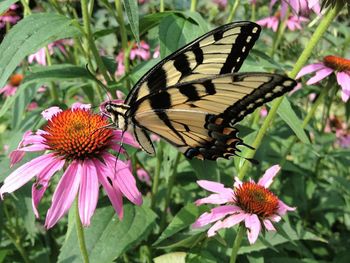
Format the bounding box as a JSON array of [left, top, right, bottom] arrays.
[[78, 159, 99, 226], [32, 158, 65, 218], [234, 177, 243, 188], [112, 130, 139, 148], [258, 165, 280, 188], [336, 72, 350, 102], [277, 200, 296, 216], [45, 161, 81, 229], [71, 102, 91, 110], [269, 214, 282, 222], [220, 212, 247, 228], [192, 205, 241, 228], [41, 107, 62, 120], [245, 214, 261, 244], [207, 220, 224, 237], [94, 159, 124, 219], [263, 219, 276, 231], [0, 153, 58, 197], [195, 192, 233, 205], [9, 150, 25, 167], [197, 180, 233, 195], [296, 63, 326, 79], [306, 68, 333, 85]]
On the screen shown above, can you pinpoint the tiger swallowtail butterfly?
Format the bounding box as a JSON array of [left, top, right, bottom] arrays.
[[101, 21, 297, 160]]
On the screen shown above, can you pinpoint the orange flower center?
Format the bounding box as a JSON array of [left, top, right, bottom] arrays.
[[323, 56, 350, 72], [9, 73, 23, 86], [42, 109, 113, 160], [234, 182, 279, 218]]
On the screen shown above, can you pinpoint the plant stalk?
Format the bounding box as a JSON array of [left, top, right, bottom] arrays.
[[237, 2, 343, 180], [75, 198, 90, 263], [229, 224, 245, 263]]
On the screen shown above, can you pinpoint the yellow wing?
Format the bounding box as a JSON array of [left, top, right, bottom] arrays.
[[130, 73, 296, 160]]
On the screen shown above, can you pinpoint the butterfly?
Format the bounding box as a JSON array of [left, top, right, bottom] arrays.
[[101, 21, 297, 161]]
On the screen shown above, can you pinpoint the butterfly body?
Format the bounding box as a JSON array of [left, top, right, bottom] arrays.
[[102, 21, 297, 160]]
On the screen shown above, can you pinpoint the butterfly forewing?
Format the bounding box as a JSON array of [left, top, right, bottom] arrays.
[[125, 22, 261, 107], [105, 21, 298, 160]]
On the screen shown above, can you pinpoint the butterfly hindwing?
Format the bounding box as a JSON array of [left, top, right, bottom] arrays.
[[125, 21, 261, 107], [131, 73, 296, 160]]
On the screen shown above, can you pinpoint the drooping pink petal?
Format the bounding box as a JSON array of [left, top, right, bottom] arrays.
[[32, 158, 65, 218], [258, 165, 280, 188], [207, 220, 224, 237], [306, 67, 333, 85], [192, 205, 241, 228], [269, 214, 282, 222], [263, 219, 276, 231], [78, 159, 99, 226], [45, 161, 81, 229], [296, 63, 326, 79], [136, 168, 151, 186], [111, 130, 139, 148], [0, 153, 58, 197], [195, 192, 233, 205], [336, 71, 350, 102], [41, 106, 62, 120], [245, 214, 261, 244], [9, 150, 25, 167], [94, 159, 124, 218], [104, 154, 142, 205], [219, 212, 247, 229], [197, 180, 234, 195], [277, 200, 296, 216]]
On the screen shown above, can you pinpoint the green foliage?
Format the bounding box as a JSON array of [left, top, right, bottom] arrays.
[[0, 1, 349, 263]]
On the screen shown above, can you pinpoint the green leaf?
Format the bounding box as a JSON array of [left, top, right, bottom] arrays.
[[154, 203, 205, 245], [0, 65, 92, 118], [154, 252, 187, 263], [275, 97, 310, 144], [58, 204, 156, 263], [123, 0, 139, 43], [159, 14, 201, 58], [0, 12, 81, 89], [188, 159, 219, 181], [0, 0, 18, 14]]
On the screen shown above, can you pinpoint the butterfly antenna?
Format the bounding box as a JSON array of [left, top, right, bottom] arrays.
[[85, 63, 112, 102]]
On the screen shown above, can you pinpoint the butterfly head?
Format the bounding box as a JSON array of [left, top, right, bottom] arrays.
[[101, 101, 130, 130]]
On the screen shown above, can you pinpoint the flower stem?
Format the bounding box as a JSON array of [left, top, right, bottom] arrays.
[[75, 199, 89, 263], [81, 0, 111, 85], [159, 152, 181, 231], [151, 142, 164, 210], [270, 17, 287, 57], [229, 224, 245, 263], [45, 47, 60, 102], [190, 0, 197, 12], [237, 2, 342, 180], [3, 225, 31, 263], [160, 0, 164, 12], [226, 0, 240, 23]]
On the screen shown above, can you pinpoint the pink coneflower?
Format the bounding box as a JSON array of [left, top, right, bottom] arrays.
[[0, 4, 21, 29], [0, 73, 23, 97], [130, 41, 151, 61], [28, 39, 73, 66], [213, 0, 227, 9], [326, 115, 350, 148], [115, 41, 151, 76], [0, 103, 142, 228], [257, 12, 308, 32], [153, 45, 160, 59], [192, 165, 295, 244], [271, 0, 320, 18], [296, 55, 350, 102]]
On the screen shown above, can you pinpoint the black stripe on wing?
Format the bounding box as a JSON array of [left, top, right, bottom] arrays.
[[125, 21, 261, 106]]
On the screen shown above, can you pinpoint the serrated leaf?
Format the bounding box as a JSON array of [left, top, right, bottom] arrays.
[[154, 252, 187, 263], [58, 204, 156, 263], [0, 13, 81, 90], [275, 97, 310, 144], [123, 0, 139, 43], [0, 0, 18, 14], [154, 203, 205, 245]]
